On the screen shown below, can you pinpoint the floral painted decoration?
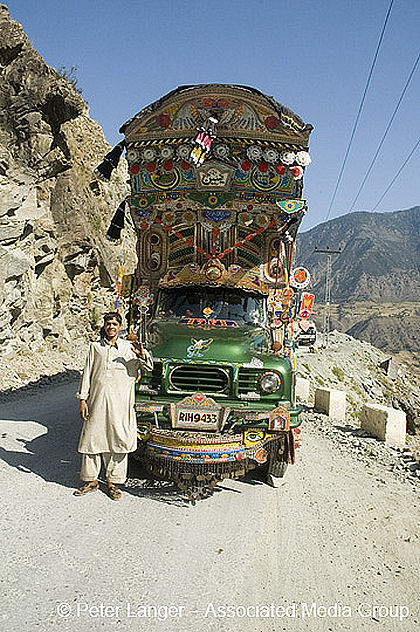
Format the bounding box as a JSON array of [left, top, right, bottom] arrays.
[[290, 165, 304, 180], [239, 212, 253, 226], [295, 151, 311, 166], [281, 151, 295, 165]]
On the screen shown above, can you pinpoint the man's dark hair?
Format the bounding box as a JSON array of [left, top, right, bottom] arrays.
[[103, 311, 123, 324]]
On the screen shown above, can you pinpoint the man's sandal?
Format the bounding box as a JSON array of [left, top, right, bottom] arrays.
[[107, 484, 122, 501], [73, 481, 99, 496]]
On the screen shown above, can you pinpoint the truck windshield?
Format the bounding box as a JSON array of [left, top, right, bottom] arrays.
[[157, 287, 265, 325]]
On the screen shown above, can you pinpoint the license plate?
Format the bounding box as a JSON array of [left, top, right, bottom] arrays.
[[173, 407, 220, 430]]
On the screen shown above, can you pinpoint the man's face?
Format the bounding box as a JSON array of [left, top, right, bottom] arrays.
[[104, 318, 121, 340]]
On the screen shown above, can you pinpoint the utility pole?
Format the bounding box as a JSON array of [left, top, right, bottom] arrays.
[[314, 247, 342, 348]]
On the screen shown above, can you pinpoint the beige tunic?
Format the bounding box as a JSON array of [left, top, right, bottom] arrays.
[[77, 338, 153, 454]]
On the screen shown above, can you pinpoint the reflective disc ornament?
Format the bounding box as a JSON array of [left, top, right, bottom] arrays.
[[295, 151, 311, 166], [281, 151, 295, 165], [143, 148, 156, 161], [247, 145, 262, 161], [263, 148, 279, 163], [290, 165, 304, 180], [290, 267, 311, 289], [213, 144, 229, 159], [299, 319, 311, 331], [177, 144, 190, 160], [160, 146, 173, 159], [127, 149, 139, 161]]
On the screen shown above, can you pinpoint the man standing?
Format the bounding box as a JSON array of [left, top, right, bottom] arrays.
[[74, 312, 153, 500]]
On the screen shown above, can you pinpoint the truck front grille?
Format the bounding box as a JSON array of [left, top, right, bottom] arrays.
[[237, 368, 260, 393], [169, 365, 229, 394]]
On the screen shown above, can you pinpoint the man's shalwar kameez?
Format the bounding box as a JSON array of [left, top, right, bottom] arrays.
[[77, 338, 153, 483]]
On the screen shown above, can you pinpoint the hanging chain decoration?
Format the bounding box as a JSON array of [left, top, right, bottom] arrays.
[[215, 220, 275, 260]]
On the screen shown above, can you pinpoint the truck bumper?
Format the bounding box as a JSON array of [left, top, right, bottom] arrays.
[[134, 397, 302, 428], [134, 399, 302, 502]]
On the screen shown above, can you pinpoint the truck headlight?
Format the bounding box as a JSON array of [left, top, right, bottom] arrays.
[[259, 371, 281, 393]]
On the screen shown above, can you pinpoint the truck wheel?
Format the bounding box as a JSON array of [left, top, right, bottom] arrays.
[[265, 454, 288, 487], [269, 460, 288, 477]]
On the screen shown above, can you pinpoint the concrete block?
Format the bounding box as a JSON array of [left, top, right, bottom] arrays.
[[296, 376, 310, 402], [314, 387, 346, 421], [360, 404, 406, 448], [379, 357, 399, 380]]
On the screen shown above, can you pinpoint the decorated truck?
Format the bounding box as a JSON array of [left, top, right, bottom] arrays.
[[95, 84, 314, 502]]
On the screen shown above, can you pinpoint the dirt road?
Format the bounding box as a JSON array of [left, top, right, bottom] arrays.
[[1, 381, 419, 632]]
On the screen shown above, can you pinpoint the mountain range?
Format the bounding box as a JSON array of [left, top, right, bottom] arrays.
[[296, 206, 420, 360]]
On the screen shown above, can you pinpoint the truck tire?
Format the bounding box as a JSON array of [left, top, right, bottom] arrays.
[[266, 462, 288, 488], [268, 460, 288, 478]]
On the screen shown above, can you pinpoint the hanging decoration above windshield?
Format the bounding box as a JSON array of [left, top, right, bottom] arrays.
[[190, 116, 218, 166], [158, 261, 269, 295], [179, 318, 239, 329]]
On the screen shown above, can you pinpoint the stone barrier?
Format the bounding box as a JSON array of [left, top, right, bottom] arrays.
[[360, 404, 406, 447], [296, 376, 310, 402], [314, 387, 346, 421]]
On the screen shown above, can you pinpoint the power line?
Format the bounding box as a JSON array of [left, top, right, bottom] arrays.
[[325, 0, 395, 222], [349, 50, 420, 212], [371, 135, 420, 211]]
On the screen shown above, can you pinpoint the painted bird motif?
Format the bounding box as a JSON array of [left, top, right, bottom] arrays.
[[186, 338, 214, 358]]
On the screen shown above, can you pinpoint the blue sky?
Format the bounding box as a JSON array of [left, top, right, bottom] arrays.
[[7, 0, 420, 229]]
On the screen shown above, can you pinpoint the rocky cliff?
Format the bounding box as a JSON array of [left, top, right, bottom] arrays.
[[0, 5, 135, 388]]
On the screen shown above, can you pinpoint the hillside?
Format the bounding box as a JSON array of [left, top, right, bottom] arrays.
[[0, 5, 134, 388], [296, 331, 420, 436], [296, 206, 420, 302], [296, 207, 420, 356]]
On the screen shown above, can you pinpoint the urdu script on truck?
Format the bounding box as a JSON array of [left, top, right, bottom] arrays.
[[94, 84, 314, 502]]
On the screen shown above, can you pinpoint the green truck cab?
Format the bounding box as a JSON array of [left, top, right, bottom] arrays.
[[105, 84, 313, 501]]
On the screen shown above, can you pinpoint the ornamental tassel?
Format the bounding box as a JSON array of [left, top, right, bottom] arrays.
[[106, 200, 125, 242], [281, 215, 299, 244], [115, 264, 124, 312], [190, 116, 218, 166], [94, 140, 125, 181]]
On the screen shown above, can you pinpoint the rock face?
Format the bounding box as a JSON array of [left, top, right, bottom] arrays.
[[0, 5, 134, 387]]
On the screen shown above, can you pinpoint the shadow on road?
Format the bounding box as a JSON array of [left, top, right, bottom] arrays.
[[0, 375, 82, 489], [0, 374, 269, 504], [336, 424, 376, 439], [125, 458, 191, 506]]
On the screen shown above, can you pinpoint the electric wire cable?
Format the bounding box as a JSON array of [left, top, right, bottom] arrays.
[[349, 50, 420, 212], [371, 135, 420, 211], [325, 0, 395, 221]]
